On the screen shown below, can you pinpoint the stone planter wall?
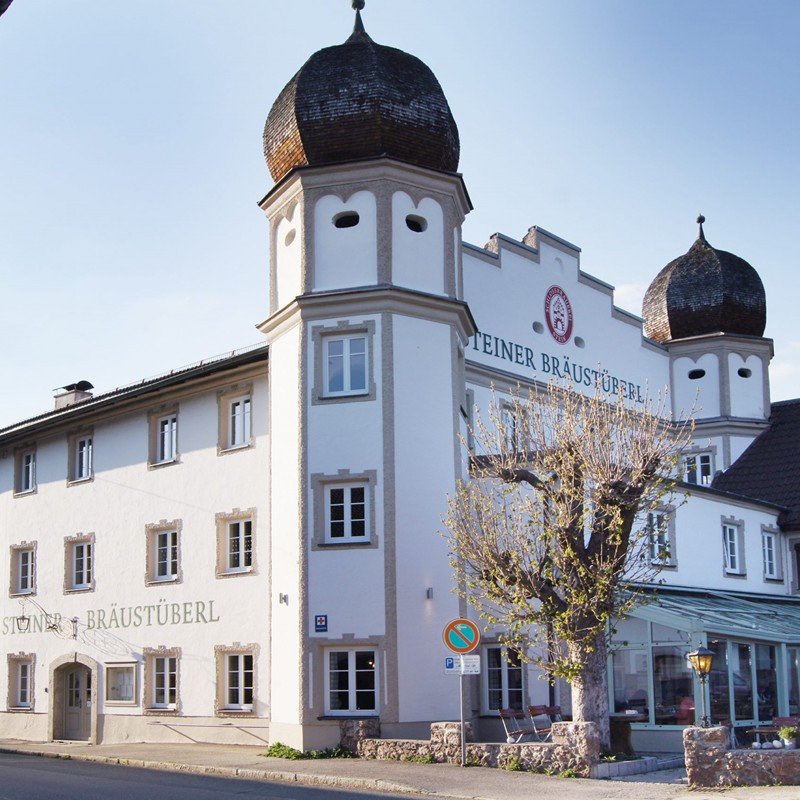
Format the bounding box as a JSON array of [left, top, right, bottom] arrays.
[[684, 725, 800, 787], [340, 719, 600, 777]]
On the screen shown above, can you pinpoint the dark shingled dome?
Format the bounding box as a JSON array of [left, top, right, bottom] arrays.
[[263, 18, 460, 183], [642, 220, 766, 343]]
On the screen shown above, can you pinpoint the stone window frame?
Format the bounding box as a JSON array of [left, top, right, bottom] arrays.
[[217, 383, 254, 455], [147, 404, 180, 469], [67, 428, 94, 485], [480, 642, 525, 716], [761, 525, 783, 583], [14, 444, 37, 496], [311, 469, 378, 550], [64, 532, 96, 593], [104, 661, 139, 707], [323, 646, 380, 717], [9, 540, 37, 597], [7, 652, 35, 712], [215, 508, 257, 579], [646, 506, 678, 569], [143, 646, 182, 715], [214, 642, 259, 717], [721, 516, 746, 578], [144, 519, 183, 587], [311, 320, 377, 405]]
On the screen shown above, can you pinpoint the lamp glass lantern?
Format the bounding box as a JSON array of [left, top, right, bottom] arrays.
[[687, 646, 714, 727]]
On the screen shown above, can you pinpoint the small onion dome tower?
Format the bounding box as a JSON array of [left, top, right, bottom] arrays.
[[642, 215, 766, 343], [263, 0, 460, 183]]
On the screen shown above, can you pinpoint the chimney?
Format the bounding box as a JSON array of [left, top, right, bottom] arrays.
[[54, 381, 94, 410]]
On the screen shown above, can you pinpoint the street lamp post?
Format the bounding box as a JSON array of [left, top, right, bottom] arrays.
[[688, 646, 714, 728]]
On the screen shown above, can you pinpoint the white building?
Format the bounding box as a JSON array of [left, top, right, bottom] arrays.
[[2, 6, 798, 753]]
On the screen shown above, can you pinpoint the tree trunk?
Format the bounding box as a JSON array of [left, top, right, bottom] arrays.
[[569, 632, 611, 751]]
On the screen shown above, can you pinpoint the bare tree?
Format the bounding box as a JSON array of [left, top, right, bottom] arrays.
[[445, 382, 693, 748]]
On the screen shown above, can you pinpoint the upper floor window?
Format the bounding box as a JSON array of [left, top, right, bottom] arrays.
[[684, 452, 712, 486], [66, 536, 94, 592], [157, 415, 178, 463], [229, 395, 252, 448], [325, 649, 377, 715], [647, 512, 675, 566], [723, 522, 745, 576], [483, 645, 523, 713], [326, 484, 368, 543], [324, 335, 367, 397], [10, 545, 35, 596], [68, 432, 93, 483], [16, 448, 36, 494], [146, 520, 181, 585], [227, 520, 252, 573], [763, 530, 782, 580]]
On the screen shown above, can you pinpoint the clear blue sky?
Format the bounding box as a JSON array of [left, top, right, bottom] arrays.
[[1, 0, 798, 427]]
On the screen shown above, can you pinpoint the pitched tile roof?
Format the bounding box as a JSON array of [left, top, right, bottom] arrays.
[[712, 398, 800, 530]]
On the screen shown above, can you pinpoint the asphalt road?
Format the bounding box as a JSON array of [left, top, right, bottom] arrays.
[[0, 753, 432, 800]]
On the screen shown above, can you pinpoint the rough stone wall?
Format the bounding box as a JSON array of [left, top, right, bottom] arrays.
[[341, 719, 600, 777], [684, 725, 800, 787]]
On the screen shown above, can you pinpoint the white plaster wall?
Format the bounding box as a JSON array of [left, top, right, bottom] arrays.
[[729, 353, 765, 419], [0, 376, 270, 741], [463, 240, 669, 408], [729, 435, 757, 465], [268, 327, 303, 728], [391, 192, 444, 296], [672, 353, 721, 419], [275, 206, 302, 309], [314, 191, 377, 291], [392, 315, 462, 722], [306, 314, 386, 639], [657, 495, 785, 594]]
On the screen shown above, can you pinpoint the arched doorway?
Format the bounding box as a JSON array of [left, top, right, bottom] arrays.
[[49, 654, 98, 743]]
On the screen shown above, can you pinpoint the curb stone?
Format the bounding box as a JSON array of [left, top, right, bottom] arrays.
[[0, 747, 423, 797]]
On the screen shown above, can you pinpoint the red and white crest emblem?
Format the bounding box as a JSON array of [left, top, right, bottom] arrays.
[[544, 285, 573, 345]]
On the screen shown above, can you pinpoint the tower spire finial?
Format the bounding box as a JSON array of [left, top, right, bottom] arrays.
[[351, 0, 366, 34], [697, 214, 706, 242]]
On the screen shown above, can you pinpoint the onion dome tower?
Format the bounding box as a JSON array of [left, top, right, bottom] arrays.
[[259, 2, 473, 752], [263, 2, 460, 183], [644, 217, 772, 467], [642, 216, 766, 343]]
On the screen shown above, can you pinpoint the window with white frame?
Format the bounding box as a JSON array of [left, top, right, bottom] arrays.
[[146, 523, 180, 584], [647, 512, 672, 564], [228, 395, 252, 448], [483, 646, 523, 712], [325, 484, 368, 542], [68, 433, 93, 482], [225, 653, 254, 710], [326, 649, 377, 714], [324, 335, 367, 397], [105, 664, 137, 705], [152, 655, 177, 709], [156, 414, 178, 463], [10, 545, 35, 596], [16, 448, 36, 494], [227, 519, 252, 573], [684, 452, 713, 486], [8, 656, 34, 710], [67, 539, 93, 591], [763, 530, 781, 580], [723, 522, 745, 575]]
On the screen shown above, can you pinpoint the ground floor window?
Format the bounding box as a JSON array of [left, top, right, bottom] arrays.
[[7, 654, 34, 710], [483, 645, 523, 712], [105, 663, 137, 705], [226, 654, 253, 710], [154, 656, 177, 708], [326, 649, 377, 714]]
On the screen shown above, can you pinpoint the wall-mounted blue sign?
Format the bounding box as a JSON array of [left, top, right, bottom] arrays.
[[315, 614, 328, 632]]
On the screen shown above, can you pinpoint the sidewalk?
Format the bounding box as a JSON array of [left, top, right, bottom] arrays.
[[0, 739, 795, 800]]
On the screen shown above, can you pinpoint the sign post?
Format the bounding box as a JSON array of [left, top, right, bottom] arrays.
[[442, 619, 481, 767]]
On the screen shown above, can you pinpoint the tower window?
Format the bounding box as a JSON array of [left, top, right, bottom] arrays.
[[333, 212, 359, 229], [737, 368, 752, 378], [405, 214, 427, 233], [688, 369, 706, 380]]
